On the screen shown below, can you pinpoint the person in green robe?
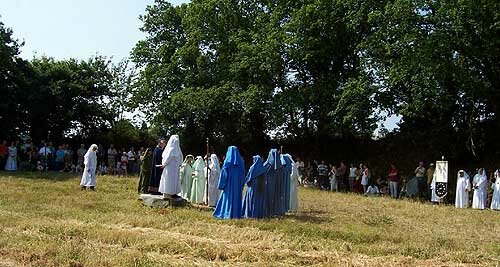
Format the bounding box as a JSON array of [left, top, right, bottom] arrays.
[[137, 148, 153, 194], [189, 156, 206, 204], [180, 155, 195, 200]]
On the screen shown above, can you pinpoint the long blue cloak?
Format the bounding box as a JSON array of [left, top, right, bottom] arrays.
[[282, 154, 293, 212], [242, 155, 267, 219], [213, 146, 246, 219], [264, 149, 287, 217], [148, 146, 163, 193]]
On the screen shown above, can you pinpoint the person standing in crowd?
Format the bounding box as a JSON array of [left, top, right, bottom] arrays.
[[348, 164, 357, 192], [80, 144, 98, 191], [329, 164, 338, 192], [149, 139, 166, 194], [337, 161, 347, 192], [296, 157, 305, 184], [180, 155, 195, 200], [317, 160, 329, 190], [414, 161, 427, 199], [353, 163, 364, 193], [63, 144, 73, 172], [77, 144, 86, 172], [120, 152, 128, 177], [4, 142, 17, 171], [243, 155, 268, 218], [287, 154, 299, 213], [455, 170, 470, 208], [213, 146, 246, 219], [39, 142, 52, 171], [107, 144, 117, 172], [189, 156, 206, 204], [127, 147, 137, 174], [55, 145, 65, 171], [361, 164, 370, 193], [312, 160, 319, 185], [490, 169, 500, 210], [137, 148, 153, 194], [0, 140, 8, 169], [304, 161, 313, 184], [159, 135, 183, 199], [388, 164, 399, 198], [207, 154, 221, 207], [472, 168, 487, 210]]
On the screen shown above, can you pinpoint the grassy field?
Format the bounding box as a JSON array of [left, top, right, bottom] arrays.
[[0, 172, 499, 266]]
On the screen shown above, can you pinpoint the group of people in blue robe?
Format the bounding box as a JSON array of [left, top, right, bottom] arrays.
[[213, 146, 299, 220]]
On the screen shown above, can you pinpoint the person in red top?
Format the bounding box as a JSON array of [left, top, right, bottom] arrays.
[[388, 163, 399, 198], [0, 140, 8, 169]]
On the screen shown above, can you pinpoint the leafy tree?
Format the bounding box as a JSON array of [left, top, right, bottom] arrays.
[[0, 20, 28, 138]]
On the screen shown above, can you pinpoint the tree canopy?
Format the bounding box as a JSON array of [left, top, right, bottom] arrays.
[[1, 0, 499, 163]]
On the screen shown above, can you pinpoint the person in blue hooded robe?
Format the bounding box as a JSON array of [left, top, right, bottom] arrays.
[[264, 149, 287, 217], [148, 139, 166, 194], [242, 155, 267, 219], [213, 146, 246, 219], [281, 154, 293, 212]]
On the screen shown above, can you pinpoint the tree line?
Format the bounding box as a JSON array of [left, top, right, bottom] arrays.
[[1, 0, 499, 166]]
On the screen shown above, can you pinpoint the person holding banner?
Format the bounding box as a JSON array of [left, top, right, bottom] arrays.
[[455, 170, 471, 208], [472, 168, 487, 210]]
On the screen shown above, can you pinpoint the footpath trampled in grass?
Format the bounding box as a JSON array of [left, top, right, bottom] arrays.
[[0, 172, 499, 266]]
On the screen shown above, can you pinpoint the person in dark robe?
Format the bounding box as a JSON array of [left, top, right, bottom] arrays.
[[242, 155, 267, 219], [264, 149, 286, 217], [148, 139, 166, 194], [213, 146, 246, 219], [281, 154, 292, 213], [138, 148, 153, 194]]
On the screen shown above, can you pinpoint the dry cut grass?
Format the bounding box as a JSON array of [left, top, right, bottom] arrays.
[[0, 171, 499, 266]]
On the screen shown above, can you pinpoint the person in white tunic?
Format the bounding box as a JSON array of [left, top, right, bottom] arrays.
[[4, 143, 17, 171], [490, 170, 500, 210], [158, 135, 183, 198], [472, 168, 487, 210], [455, 170, 471, 208], [189, 156, 206, 204], [206, 154, 221, 207], [80, 144, 98, 190], [287, 155, 299, 212]]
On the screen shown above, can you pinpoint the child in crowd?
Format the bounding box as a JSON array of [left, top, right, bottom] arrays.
[[120, 152, 128, 177]]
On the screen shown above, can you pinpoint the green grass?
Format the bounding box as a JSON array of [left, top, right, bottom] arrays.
[[0, 171, 499, 266]]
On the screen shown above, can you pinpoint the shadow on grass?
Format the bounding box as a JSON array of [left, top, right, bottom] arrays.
[[0, 170, 79, 181]]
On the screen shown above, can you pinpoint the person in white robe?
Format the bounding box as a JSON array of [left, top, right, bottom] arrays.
[[158, 135, 183, 198], [472, 168, 487, 210], [205, 154, 221, 207], [189, 156, 206, 204], [180, 155, 195, 200], [4, 143, 17, 171], [80, 144, 98, 190], [490, 170, 500, 210], [288, 155, 299, 212], [455, 170, 471, 208]]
